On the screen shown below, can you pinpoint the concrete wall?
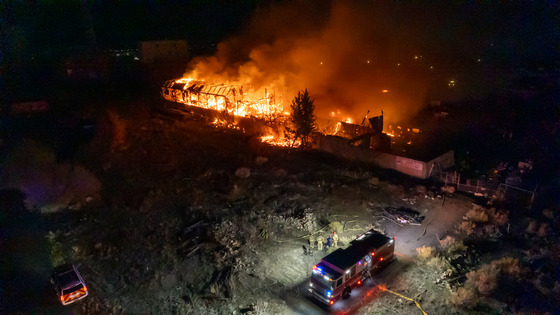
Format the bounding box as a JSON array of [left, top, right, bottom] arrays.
[[426, 150, 455, 178], [317, 134, 454, 179]]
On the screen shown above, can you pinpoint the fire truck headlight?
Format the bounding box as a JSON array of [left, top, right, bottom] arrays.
[[326, 291, 332, 297]]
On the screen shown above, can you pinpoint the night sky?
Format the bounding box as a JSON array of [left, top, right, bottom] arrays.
[[1, 1, 558, 66]]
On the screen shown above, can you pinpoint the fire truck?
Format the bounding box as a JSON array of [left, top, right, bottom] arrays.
[[308, 229, 395, 305]]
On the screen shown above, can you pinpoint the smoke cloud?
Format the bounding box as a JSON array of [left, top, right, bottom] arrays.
[[184, 1, 434, 125]]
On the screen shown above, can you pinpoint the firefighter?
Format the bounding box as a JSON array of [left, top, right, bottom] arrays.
[[309, 234, 315, 249], [332, 231, 339, 247], [317, 235, 324, 251], [326, 236, 333, 248]]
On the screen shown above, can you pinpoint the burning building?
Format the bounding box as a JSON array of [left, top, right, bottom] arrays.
[[161, 78, 284, 119]]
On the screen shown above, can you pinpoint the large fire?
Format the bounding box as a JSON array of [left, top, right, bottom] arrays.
[[161, 78, 284, 119]]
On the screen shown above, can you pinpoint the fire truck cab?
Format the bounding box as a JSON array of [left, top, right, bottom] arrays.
[[308, 229, 395, 305]]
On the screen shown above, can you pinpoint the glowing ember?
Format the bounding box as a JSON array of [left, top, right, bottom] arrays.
[[345, 117, 353, 124], [260, 135, 300, 147]]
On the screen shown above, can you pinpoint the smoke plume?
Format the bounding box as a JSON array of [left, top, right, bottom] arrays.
[[184, 1, 433, 125]]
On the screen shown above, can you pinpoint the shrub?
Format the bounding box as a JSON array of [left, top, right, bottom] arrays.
[[465, 264, 499, 295], [450, 286, 477, 308], [447, 240, 467, 254], [537, 223, 550, 237], [525, 220, 538, 234], [492, 210, 509, 226], [416, 245, 434, 260], [464, 206, 489, 223], [491, 257, 521, 277], [438, 235, 456, 249], [542, 208, 554, 220], [458, 221, 476, 236]]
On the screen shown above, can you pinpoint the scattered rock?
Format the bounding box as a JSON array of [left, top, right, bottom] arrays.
[[235, 167, 251, 178]]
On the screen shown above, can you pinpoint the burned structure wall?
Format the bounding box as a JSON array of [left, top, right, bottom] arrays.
[[317, 134, 454, 179]]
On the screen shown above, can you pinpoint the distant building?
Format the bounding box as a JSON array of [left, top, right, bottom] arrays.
[[139, 40, 188, 63]]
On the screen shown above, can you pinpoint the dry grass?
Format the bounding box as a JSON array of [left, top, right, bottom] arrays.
[[416, 245, 434, 260], [427, 256, 450, 271], [452, 256, 522, 309], [329, 221, 343, 233]]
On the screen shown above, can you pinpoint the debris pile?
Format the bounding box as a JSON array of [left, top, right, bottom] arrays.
[[382, 207, 425, 226]]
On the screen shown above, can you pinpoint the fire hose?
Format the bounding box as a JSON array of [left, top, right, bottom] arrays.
[[379, 286, 428, 315]]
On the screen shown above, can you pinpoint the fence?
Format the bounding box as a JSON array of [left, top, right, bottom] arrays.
[[433, 171, 537, 208]]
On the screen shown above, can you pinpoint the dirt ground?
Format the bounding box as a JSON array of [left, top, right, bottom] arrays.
[[2, 104, 552, 314]]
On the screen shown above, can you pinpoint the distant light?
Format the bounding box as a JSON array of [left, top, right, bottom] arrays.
[[477, 58, 481, 62], [367, 60, 370, 64], [382, 90, 389, 93], [397, 63, 401, 66], [414, 56, 418, 60], [430, 66, 434, 70], [320, 61, 323, 65]]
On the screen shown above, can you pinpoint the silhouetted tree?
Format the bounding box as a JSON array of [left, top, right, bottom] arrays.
[[290, 89, 316, 147]]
